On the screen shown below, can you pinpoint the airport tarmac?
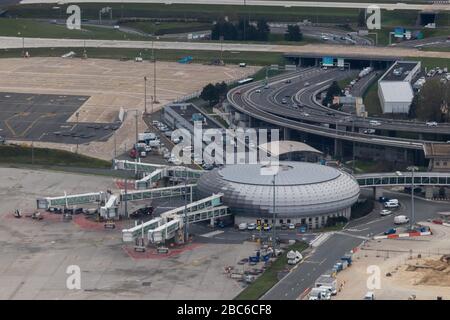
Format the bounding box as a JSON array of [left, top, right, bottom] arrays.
[[0, 92, 117, 144], [0, 57, 258, 159], [0, 167, 256, 299]]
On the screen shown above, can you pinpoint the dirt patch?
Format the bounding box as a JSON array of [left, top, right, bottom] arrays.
[[403, 257, 450, 287]]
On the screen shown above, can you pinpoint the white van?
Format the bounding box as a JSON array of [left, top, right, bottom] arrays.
[[238, 222, 248, 230], [394, 215, 410, 225], [384, 201, 399, 208]]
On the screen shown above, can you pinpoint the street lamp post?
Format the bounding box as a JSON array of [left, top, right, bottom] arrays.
[[184, 166, 189, 243], [272, 174, 277, 251], [75, 112, 79, 154], [144, 76, 147, 114], [407, 166, 418, 230]]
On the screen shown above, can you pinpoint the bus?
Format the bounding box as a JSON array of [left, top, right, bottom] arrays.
[[237, 78, 254, 85]]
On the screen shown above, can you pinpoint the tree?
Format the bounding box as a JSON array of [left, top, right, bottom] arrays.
[[200, 83, 219, 106], [215, 81, 228, 98], [415, 78, 450, 122], [211, 20, 238, 41], [357, 9, 366, 28], [256, 19, 270, 41], [323, 81, 342, 107], [285, 25, 303, 42]]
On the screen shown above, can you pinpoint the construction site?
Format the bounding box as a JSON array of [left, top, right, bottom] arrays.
[[334, 222, 450, 300]]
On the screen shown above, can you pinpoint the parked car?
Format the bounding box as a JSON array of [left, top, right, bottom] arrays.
[[288, 223, 295, 230], [384, 228, 397, 235], [238, 222, 248, 231], [247, 223, 257, 230], [364, 291, 375, 300]]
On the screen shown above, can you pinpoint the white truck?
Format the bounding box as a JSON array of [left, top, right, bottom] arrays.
[[314, 275, 337, 295], [287, 250, 303, 265], [308, 287, 331, 300], [394, 215, 410, 225]]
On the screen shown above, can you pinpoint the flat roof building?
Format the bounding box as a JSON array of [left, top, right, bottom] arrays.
[[377, 61, 421, 114]]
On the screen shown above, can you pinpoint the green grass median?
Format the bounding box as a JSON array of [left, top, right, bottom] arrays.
[[0, 144, 111, 169]]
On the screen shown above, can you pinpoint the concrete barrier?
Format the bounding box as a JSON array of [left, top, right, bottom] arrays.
[[373, 231, 431, 240]]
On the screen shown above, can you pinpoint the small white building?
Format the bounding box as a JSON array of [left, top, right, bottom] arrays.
[[378, 81, 414, 114], [377, 61, 421, 114]]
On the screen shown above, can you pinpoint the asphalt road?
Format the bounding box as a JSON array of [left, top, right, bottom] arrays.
[[3, 37, 450, 60], [18, 0, 450, 12], [262, 192, 450, 300], [270, 24, 372, 46], [246, 67, 450, 135], [396, 36, 450, 49]]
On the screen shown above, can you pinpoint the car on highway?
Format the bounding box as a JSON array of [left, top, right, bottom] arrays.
[[281, 98, 288, 104], [426, 121, 438, 127], [285, 79, 292, 84], [380, 209, 392, 216], [255, 89, 261, 93], [363, 129, 376, 134], [304, 82, 310, 87], [369, 120, 381, 126], [247, 223, 257, 230], [301, 112, 310, 117]]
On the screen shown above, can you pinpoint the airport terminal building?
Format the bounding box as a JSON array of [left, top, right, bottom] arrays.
[[197, 162, 360, 229]]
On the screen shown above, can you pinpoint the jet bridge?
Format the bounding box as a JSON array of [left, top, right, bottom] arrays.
[[121, 193, 229, 243], [36, 192, 106, 210], [134, 166, 203, 189], [113, 159, 166, 173], [120, 184, 196, 202]]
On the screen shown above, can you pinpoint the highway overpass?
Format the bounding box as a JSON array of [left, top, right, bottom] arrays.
[[226, 67, 450, 163]]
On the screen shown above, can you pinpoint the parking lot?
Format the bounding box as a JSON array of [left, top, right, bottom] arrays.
[[0, 92, 119, 144]]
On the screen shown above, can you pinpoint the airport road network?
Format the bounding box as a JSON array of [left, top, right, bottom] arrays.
[[261, 192, 450, 300], [228, 68, 449, 151], [1, 36, 450, 60], [17, 0, 450, 12]]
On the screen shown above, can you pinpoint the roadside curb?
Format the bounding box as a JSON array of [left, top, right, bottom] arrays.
[[373, 231, 432, 240]]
